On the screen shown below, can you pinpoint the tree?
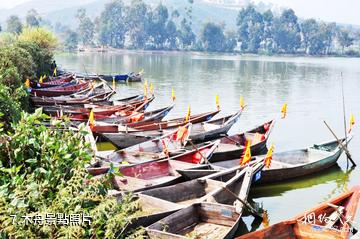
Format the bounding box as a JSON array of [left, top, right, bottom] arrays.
[[148, 3, 170, 49], [6, 15, 23, 34], [26, 9, 41, 27], [337, 29, 353, 54], [179, 18, 196, 49], [63, 30, 78, 51], [236, 5, 264, 53], [301, 19, 319, 54], [224, 30, 237, 52], [200, 22, 226, 52], [165, 20, 178, 49], [273, 9, 301, 53], [76, 8, 95, 46], [97, 0, 126, 48], [125, 0, 151, 49]]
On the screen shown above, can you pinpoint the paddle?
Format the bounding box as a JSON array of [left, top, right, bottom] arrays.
[[220, 133, 241, 146], [222, 186, 263, 218], [323, 121, 356, 167], [327, 202, 358, 234], [187, 139, 208, 164]]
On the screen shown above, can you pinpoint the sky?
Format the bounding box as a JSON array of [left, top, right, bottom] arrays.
[[0, 0, 29, 9], [0, 0, 359, 25], [254, 0, 360, 25]]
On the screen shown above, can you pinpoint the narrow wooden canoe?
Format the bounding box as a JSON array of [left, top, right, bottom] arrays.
[[177, 137, 350, 182], [141, 162, 263, 207], [99, 111, 236, 148], [69, 104, 174, 123], [30, 84, 115, 106], [189, 110, 242, 143], [236, 185, 360, 239], [147, 203, 243, 239], [97, 110, 220, 141], [87, 140, 219, 175], [30, 80, 90, 97], [126, 109, 220, 131], [209, 120, 275, 162], [110, 159, 212, 192]]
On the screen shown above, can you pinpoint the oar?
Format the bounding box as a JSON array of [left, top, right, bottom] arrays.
[[222, 186, 263, 218], [323, 121, 356, 167], [340, 73, 350, 168], [187, 139, 208, 164], [220, 133, 241, 146]]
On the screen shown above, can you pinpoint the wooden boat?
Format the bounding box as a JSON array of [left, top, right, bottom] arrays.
[[44, 95, 154, 118], [103, 159, 213, 192], [87, 139, 219, 174], [209, 120, 275, 162], [177, 137, 351, 182], [141, 161, 263, 206], [94, 110, 219, 135], [99, 111, 236, 149], [30, 80, 90, 97], [188, 110, 242, 142], [99, 71, 143, 82], [30, 83, 115, 106], [237, 185, 360, 239], [130, 162, 262, 235], [69, 104, 174, 123], [124, 110, 220, 132]]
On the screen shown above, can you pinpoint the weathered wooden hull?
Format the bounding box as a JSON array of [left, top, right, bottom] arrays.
[[259, 148, 342, 183], [30, 80, 90, 97], [209, 120, 274, 163], [189, 111, 242, 143], [236, 186, 360, 239], [147, 203, 241, 239]]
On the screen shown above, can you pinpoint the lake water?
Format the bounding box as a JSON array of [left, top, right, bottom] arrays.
[[56, 51, 360, 234]]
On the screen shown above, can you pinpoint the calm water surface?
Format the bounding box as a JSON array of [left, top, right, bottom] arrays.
[[56, 51, 360, 234]]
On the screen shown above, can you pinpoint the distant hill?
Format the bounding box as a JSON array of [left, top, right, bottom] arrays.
[[0, 0, 247, 32]]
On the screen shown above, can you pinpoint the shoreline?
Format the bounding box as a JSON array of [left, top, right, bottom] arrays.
[[56, 47, 360, 59]]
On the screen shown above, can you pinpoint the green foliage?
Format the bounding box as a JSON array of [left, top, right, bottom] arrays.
[[97, 0, 126, 48], [236, 5, 264, 53], [26, 9, 41, 27], [337, 29, 354, 54], [6, 15, 23, 34], [0, 110, 141, 238], [200, 22, 226, 52], [272, 9, 301, 53], [63, 30, 79, 51], [18, 27, 58, 50], [125, 0, 151, 49], [0, 85, 22, 131], [76, 8, 95, 46]]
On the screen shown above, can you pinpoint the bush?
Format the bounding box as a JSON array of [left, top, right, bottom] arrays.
[[0, 85, 22, 130], [0, 109, 141, 238]]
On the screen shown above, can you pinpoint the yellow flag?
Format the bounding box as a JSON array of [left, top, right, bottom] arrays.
[[112, 77, 116, 90], [264, 144, 274, 168], [281, 103, 287, 119], [215, 94, 220, 110], [39, 76, 43, 84], [349, 113, 355, 133], [53, 67, 57, 77], [262, 210, 270, 228], [171, 88, 176, 101], [185, 105, 191, 122], [150, 83, 154, 95], [240, 140, 251, 166], [25, 79, 30, 88], [89, 109, 95, 128], [144, 80, 148, 98], [240, 96, 245, 110]]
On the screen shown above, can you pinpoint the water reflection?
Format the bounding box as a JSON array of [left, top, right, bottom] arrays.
[[56, 52, 360, 232]]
